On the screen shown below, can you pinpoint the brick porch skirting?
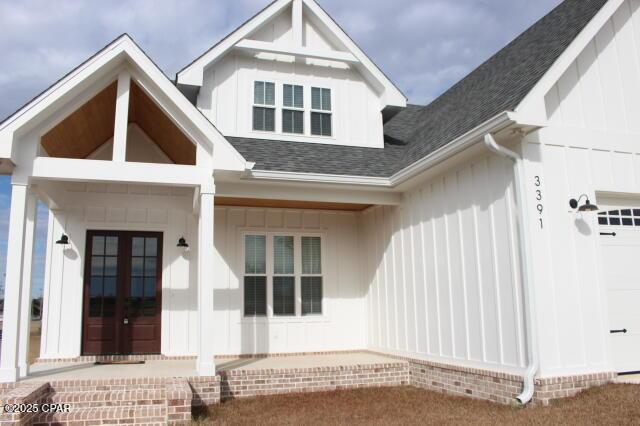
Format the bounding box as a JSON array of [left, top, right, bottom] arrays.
[[219, 362, 410, 400]]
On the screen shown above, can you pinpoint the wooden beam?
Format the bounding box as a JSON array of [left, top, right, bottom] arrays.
[[113, 70, 131, 162], [215, 197, 371, 211], [235, 39, 357, 63]]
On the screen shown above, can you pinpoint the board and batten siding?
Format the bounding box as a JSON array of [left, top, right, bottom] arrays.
[[360, 153, 527, 373], [39, 183, 197, 359], [212, 206, 366, 355], [520, 0, 640, 377]]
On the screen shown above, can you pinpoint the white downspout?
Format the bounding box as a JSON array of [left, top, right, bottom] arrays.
[[484, 133, 538, 404]]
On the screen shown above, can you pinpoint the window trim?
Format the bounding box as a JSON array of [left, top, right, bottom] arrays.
[[252, 80, 276, 132], [310, 87, 332, 137], [241, 230, 325, 320]]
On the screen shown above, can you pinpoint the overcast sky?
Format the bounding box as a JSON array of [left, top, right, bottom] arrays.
[[0, 0, 562, 296]]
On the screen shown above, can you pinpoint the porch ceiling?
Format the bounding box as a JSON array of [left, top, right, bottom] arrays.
[[129, 82, 195, 165], [40, 81, 196, 165], [41, 82, 117, 159], [215, 196, 372, 211]]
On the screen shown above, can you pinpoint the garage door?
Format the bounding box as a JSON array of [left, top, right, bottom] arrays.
[[598, 198, 640, 373]]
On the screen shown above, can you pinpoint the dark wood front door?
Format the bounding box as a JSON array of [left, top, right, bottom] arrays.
[[82, 231, 162, 355]]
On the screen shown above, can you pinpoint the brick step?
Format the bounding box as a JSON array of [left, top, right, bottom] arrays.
[[41, 388, 165, 408], [46, 383, 166, 393], [31, 404, 166, 425]]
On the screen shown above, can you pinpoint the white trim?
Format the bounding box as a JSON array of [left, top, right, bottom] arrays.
[[112, 70, 131, 162], [176, 0, 406, 108], [235, 39, 358, 63], [247, 169, 390, 186], [0, 35, 249, 173], [30, 157, 210, 187], [241, 230, 326, 320]]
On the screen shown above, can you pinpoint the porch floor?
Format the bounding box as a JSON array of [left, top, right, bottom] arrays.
[[23, 351, 401, 382]]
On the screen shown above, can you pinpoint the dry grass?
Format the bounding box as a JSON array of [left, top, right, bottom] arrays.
[[193, 384, 640, 425]]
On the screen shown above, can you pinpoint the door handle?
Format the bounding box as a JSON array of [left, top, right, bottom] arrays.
[[123, 317, 129, 325], [610, 328, 627, 334], [600, 232, 617, 236]]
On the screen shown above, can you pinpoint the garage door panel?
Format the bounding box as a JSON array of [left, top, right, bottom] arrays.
[[599, 200, 640, 373]]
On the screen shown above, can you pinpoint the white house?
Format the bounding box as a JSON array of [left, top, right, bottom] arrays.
[[0, 0, 637, 420]]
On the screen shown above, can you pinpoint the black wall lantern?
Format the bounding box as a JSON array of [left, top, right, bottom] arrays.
[[569, 194, 599, 212], [177, 237, 189, 248], [55, 234, 70, 245]]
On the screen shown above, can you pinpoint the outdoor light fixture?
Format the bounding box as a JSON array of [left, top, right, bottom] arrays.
[[55, 234, 70, 245], [569, 194, 599, 212], [177, 237, 189, 248]]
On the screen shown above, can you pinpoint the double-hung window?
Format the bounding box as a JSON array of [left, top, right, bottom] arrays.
[[273, 236, 295, 316], [243, 233, 323, 318], [282, 84, 304, 134], [301, 236, 322, 315], [311, 87, 332, 136], [253, 81, 275, 132], [244, 235, 267, 316]]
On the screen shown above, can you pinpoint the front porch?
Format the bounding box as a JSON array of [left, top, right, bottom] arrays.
[[0, 351, 407, 424]]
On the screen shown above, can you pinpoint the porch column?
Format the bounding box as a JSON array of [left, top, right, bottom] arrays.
[[0, 184, 30, 382], [18, 193, 38, 377], [196, 182, 216, 376]]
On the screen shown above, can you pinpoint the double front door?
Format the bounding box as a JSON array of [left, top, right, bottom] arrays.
[[82, 231, 162, 355]]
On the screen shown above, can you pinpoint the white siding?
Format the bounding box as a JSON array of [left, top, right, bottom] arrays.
[[523, 0, 640, 377], [212, 206, 366, 355], [197, 8, 384, 148], [546, 0, 640, 134], [40, 183, 196, 358], [360, 153, 526, 373]]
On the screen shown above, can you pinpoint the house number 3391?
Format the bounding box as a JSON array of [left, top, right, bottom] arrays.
[[534, 176, 543, 229]]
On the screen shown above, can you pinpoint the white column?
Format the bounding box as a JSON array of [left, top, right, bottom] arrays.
[[18, 193, 38, 377], [0, 184, 29, 382], [196, 182, 216, 376], [112, 70, 131, 162]]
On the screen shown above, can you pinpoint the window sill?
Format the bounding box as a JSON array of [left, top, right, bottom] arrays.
[[239, 315, 329, 324]]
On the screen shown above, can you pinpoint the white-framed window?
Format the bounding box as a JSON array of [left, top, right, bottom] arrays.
[[282, 84, 304, 134], [244, 234, 267, 316], [301, 236, 322, 315], [253, 81, 275, 132], [242, 232, 323, 318], [311, 87, 332, 136]]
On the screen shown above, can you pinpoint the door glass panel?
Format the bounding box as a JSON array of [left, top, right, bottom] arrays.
[[145, 238, 157, 256], [144, 277, 156, 297], [132, 237, 145, 256], [129, 235, 159, 318], [131, 277, 143, 298], [131, 258, 144, 276], [92, 236, 105, 255], [105, 237, 118, 255], [104, 256, 117, 276], [91, 257, 104, 275], [88, 235, 119, 318], [144, 258, 157, 276]]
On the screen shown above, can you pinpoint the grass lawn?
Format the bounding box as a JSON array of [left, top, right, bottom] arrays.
[[193, 384, 640, 425]]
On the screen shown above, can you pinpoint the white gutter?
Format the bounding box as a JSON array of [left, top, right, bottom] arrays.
[[246, 169, 391, 187], [484, 133, 538, 404], [389, 111, 516, 186]]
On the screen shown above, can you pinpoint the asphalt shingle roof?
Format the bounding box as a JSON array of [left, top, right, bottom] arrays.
[[230, 0, 608, 178]]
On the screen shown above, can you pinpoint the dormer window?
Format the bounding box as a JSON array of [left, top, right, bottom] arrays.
[[253, 81, 275, 132], [311, 87, 332, 137], [282, 84, 304, 134]]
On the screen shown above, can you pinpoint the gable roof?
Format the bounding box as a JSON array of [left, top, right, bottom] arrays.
[[0, 34, 248, 172], [176, 0, 406, 108], [233, 0, 610, 179]]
